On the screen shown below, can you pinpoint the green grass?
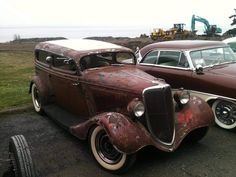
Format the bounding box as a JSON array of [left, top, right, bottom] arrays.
[[0, 51, 34, 110]]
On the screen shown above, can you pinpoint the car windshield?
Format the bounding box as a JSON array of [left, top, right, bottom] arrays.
[[80, 52, 135, 71], [190, 46, 236, 68]]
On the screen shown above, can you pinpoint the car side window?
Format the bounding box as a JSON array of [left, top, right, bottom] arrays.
[[142, 50, 158, 64], [52, 54, 77, 71], [178, 53, 189, 68], [35, 50, 48, 64], [228, 42, 236, 53], [157, 51, 181, 67]]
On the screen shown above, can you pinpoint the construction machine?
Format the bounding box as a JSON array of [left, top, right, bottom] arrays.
[[191, 15, 222, 36], [150, 23, 192, 40]]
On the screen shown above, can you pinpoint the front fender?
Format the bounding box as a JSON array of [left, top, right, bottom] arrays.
[[70, 112, 153, 154], [174, 96, 215, 148]]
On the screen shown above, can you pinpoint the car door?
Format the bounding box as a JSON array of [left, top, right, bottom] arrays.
[[139, 50, 193, 89], [49, 54, 89, 117]]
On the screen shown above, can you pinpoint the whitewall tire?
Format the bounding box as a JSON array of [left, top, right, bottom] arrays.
[[31, 83, 43, 113], [212, 100, 236, 130], [89, 126, 136, 173]]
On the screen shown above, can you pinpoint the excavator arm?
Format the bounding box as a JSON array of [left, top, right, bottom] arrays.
[[191, 14, 222, 36]]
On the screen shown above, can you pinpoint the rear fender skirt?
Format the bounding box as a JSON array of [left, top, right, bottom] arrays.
[[70, 112, 153, 154]]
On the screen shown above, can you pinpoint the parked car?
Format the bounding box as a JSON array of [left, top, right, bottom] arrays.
[[30, 39, 213, 173], [136, 40, 236, 130], [223, 37, 236, 53]]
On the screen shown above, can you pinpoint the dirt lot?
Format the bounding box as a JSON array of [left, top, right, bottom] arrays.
[[0, 110, 236, 177]]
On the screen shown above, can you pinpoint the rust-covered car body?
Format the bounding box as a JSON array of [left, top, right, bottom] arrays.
[[137, 40, 236, 130], [30, 39, 213, 173]]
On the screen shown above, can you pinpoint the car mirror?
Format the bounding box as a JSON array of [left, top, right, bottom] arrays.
[[195, 64, 203, 74], [46, 56, 53, 64]]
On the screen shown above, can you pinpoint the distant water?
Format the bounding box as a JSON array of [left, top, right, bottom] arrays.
[[0, 26, 149, 42]]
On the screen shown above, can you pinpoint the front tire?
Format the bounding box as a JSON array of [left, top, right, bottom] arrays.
[[89, 126, 136, 174], [31, 83, 43, 114], [212, 100, 236, 130], [185, 127, 209, 143]]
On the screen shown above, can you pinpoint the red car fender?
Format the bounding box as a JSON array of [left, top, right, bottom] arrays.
[[70, 96, 214, 154], [174, 96, 215, 148], [70, 112, 153, 154]]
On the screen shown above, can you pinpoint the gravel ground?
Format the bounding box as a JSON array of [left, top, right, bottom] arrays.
[[0, 110, 236, 177]]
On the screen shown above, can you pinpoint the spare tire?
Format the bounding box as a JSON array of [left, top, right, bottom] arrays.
[[8, 135, 36, 177]]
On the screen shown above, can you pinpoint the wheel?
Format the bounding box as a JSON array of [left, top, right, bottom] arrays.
[[212, 100, 236, 129], [89, 126, 136, 174], [8, 135, 36, 177], [185, 127, 209, 143], [31, 83, 43, 114]]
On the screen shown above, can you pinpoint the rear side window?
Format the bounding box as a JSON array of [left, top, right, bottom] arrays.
[[157, 51, 181, 67], [52, 54, 77, 71], [228, 42, 236, 52], [35, 50, 48, 64]]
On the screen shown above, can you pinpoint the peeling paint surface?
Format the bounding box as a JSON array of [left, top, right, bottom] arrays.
[[33, 39, 214, 155]]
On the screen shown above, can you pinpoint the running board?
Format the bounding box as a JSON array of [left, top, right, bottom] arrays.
[[43, 104, 87, 130]]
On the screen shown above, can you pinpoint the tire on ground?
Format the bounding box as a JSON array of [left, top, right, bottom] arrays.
[[212, 99, 236, 130], [8, 135, 36, 177], [31, 83, 43, 114], [184, 127, 209, 143]]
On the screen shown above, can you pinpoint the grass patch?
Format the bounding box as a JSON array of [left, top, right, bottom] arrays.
[[0, 50, 34, 110]]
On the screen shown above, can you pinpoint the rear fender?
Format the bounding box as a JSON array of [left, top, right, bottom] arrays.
[[70, 112, 153, 154], [29, 76, 50, 104]]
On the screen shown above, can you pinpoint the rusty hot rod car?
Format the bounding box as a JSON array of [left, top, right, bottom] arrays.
[[30, 39, 214, 173], [137, 40, 236, 130]]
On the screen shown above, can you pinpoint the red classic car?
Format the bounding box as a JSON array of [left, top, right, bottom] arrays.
[[137, 40, 236, 130], [30, 39, 213, 173]]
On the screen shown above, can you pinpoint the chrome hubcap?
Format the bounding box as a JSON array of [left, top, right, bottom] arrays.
[[95, 130, 122, 164], [215, 101, 236, 125]]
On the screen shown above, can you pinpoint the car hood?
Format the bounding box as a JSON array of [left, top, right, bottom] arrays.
[[82, 65, 166, 94], [206, 62, 236, 79]]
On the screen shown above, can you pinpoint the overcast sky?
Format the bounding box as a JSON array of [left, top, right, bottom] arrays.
[[1, 0, 235, 32]]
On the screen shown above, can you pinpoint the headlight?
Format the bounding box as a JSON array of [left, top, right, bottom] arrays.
[[174, 89, 190, 105], [133, 102, 145, 117], [127, 98, 145, 118]]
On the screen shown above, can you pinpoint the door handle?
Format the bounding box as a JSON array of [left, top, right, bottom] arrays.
[[72, 83, 79, 86]]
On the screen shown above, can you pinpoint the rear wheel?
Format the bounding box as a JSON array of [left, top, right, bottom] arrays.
[[89, 126, 136, 174], [8, 135, 36, 177], [212, 100, 236, 130], [31, 83, 43, 114]]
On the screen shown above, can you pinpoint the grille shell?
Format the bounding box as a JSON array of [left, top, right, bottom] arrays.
[[143, 84, 175, 144]]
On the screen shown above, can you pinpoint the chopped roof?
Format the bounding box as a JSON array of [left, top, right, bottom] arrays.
[[46, 39, 123, 51]]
